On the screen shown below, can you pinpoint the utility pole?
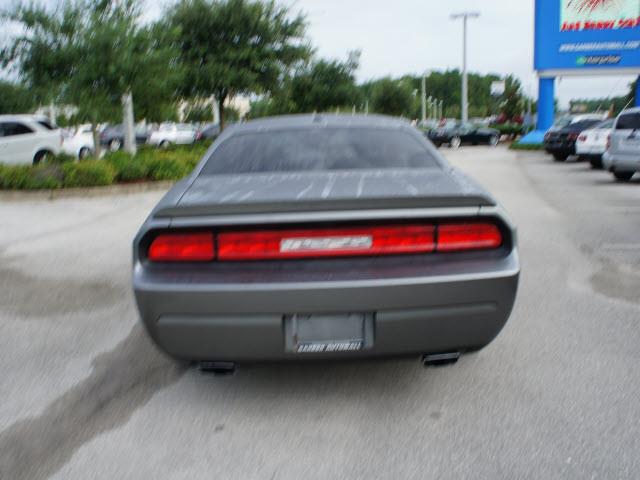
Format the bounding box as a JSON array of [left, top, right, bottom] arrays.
[[451, 11, 480, 123], [421, 75, 427, 124]]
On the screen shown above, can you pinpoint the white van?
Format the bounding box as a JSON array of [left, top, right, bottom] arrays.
[[0, 115, 62, 165], [603, 107, 640, 182]]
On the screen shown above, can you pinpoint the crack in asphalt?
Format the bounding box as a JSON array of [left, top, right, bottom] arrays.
[[0, 325, 187, 480]]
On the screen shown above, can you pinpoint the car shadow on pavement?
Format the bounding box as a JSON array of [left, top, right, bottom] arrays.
[[0, 324, 187, 480]]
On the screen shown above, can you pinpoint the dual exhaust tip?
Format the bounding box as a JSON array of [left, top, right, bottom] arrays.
[[198, 352, 461, 375]]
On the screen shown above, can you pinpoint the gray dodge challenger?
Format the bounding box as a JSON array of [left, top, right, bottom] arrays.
[[133, 114, 519, 371]]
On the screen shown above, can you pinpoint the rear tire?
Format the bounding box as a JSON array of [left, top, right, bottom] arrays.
[[33, 150, 53, 165], [109, 138, 122, 152], [613, 171, 633, 182], [78, 147, 92, 160], [553, 153, 568, 162]]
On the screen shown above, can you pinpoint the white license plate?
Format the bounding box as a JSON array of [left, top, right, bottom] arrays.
[[284, 313, 373, 353]]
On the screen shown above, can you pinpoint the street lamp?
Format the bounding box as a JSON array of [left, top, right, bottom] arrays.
[[451, 11, 480, 123]]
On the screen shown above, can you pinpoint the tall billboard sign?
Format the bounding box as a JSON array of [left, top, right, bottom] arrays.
[[521, 0, 640, 144], [535, 0, 640, 75]]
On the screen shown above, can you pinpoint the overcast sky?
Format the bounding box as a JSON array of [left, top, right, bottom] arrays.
[[272, 0, 637, 108]]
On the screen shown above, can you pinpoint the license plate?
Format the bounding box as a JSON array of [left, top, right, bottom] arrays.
[[284, 313, 373, 353]]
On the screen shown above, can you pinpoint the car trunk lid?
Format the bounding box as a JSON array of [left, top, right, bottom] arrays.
[[154, 169, 495, 218]]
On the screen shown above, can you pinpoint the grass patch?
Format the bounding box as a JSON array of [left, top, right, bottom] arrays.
[[509, 142, 545, 151]]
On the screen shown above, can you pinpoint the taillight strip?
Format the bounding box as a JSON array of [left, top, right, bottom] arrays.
[[217, 225, 436, 261], [146, 222, 503, 262]]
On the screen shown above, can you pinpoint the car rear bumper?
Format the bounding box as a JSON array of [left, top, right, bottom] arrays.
[[603, 152, 640, 172], [133, 251, 520, 362]]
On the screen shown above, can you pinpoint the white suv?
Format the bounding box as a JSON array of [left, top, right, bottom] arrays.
[[0, 115, 62, 165], [603, 107, 640, 182], [148, 123, 199, 148]]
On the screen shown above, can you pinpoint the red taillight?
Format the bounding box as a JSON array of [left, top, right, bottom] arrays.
[[578, 134, 587, 142], [437, 223, 502, 252], [148, 232, 215, 262], [567, 132, 579, 141], [606, 134, 611, 150], [217, 225, 436, 261], [147, 222, 503, 262]]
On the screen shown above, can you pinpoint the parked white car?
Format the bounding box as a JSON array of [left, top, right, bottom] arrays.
[[0, 115, 62, 165], [603, 107, 640, 182], [62, 124, 95, 159], [575, 118, 614, 169], [148, 123, 199, 148]]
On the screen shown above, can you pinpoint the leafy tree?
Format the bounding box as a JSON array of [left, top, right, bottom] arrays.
[[2, 0, 180, 154], [166, 0, 310, 129], [286, 51, 361, 113], [0, 81, 36, 114], [368, 78, 413, 117], [499, 76, 524, 122]]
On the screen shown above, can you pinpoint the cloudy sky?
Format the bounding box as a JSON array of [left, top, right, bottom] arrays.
[[3, 0, 637, 108], [272, 0, 637, 108]]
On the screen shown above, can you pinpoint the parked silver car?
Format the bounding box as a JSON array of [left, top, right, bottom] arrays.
[[603, 107, 640, 182]]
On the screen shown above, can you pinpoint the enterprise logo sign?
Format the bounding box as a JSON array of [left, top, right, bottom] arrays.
[[576, 54, 622, 65], [280, 235, 373, 252]]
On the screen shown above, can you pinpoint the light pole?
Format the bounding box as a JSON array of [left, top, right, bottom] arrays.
[[451, 11, 479, 123]]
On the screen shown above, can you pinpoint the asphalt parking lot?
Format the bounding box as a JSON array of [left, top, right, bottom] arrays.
[[1, 146, 640, 479]]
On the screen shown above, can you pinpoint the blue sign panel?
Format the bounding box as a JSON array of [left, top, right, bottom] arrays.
[[535, 0, 640, 71]]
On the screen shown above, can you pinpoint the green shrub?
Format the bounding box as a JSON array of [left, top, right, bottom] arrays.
[[145, 156, 190, 181], [63, 160, 116, 187], [509, 142, 545, 151], [105, 151, 150, 182], [0, 163, 62, 189]]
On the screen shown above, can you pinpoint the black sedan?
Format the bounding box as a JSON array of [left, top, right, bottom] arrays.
[[132, 114, 519, 371], [428, 122, 500, 148], [543, 118, 603, 161]]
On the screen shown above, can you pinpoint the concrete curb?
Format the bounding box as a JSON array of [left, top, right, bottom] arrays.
[[0, 180, 174, 202]]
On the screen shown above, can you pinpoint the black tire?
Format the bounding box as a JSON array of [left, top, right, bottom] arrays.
[[33, 150, 53, 165], [589, 156, 603, 169], [433, 141, 442, 148], [78, 147, 92, 160], [577, 155, 587, 162], [613, 171, 633, 182], [553, 153, 568, 162], [109, 138, 122, 151]]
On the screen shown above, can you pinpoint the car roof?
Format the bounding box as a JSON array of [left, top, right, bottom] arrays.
[[0, 114, 51, 123], [225, 114, 412, 135]]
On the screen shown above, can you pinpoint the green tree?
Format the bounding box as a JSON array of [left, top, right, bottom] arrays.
[[368, 78, 413, 117], [166, 0, 310, 129], [0, 81, 36, 114], [2, 0, 180, 154], [500, 76, 524, 121], [286, 51, 361, 113]]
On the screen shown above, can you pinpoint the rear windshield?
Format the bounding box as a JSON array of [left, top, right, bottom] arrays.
[[616, 113, 640, 130], [199, 128, 439, 175]]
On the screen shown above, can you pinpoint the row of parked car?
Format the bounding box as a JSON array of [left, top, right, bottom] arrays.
[[0, 114, 222, 165], [543, 107, 640, 182]]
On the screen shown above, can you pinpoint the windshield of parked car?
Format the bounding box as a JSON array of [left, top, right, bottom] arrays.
[[200, 128, 439, 175]]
